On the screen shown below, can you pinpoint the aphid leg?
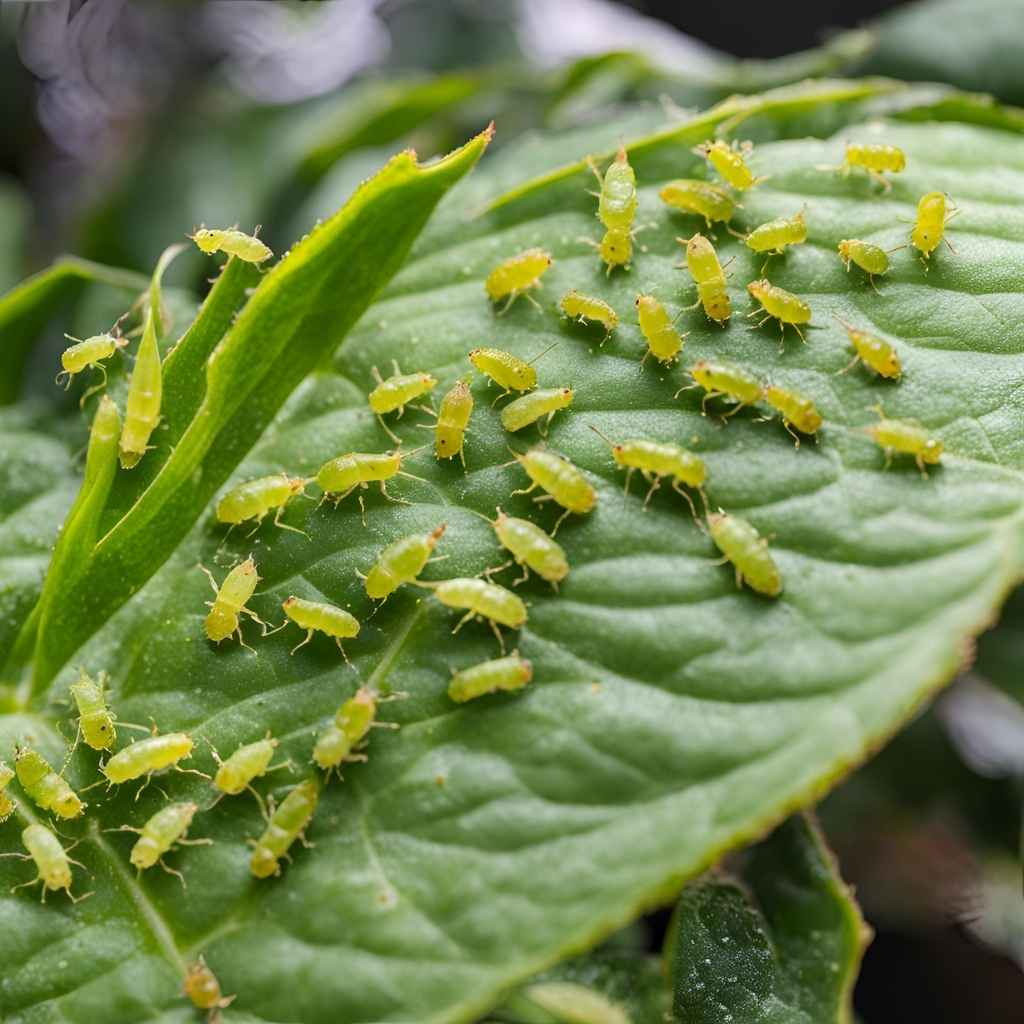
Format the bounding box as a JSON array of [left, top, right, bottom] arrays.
[[550, 507, 571, 537], [792, 323, 806, 344], [234, 623, 257, 655], [672, 482, 701, 525], [510, 481, 539, 498], [334, 638, 356, 673], [358, 494, 368, 527], [915, 455, 929, 479], [782, 419, 802, 449], [451, 610, 477, 636], [868, 170, 892, 192], [672, 381, 698, 401], [868, 274, 881, 297], [174, 765, 212, 781], [290, 629, 314, 655], [79, 364, 109, 408], [642, 474, 662, 508], [379, 480, 413, 506], [376, 414, 401, 445], [622, 466, 635, 497], [198, 563, 220, 597], [482, 559, 514, 580], [489, 620, 508, 655], [272, 503, 310, 539], [836, 353, 860, 376], [513, 561, 530, 586], [522, 291, 543, 314], [177, 836, 214, 847], [158, 858, 187, 890], [55, 370, 72, 390]]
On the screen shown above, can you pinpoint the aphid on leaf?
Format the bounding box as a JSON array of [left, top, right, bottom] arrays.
[[359, 524, 447, 602], [368, 361, 437, 444], [707, 510, 782, 597], [587, 225, 635, 275], [693, 139, 764, 191], [837, 238, 893, 292], [587, 146, 638, 231], [426, 377, 474, 465], [0, 761, 15, 823], [118, 307, 162, 469], [314, 446, 425, 523], [559, 290, 618, 340], [112, 801, 210, 886], [184, 957, 235, 1024], [738, 209, 807, 269], [762, 385, 823, 447], [659, 179, 737, 227], [501, 386, 574, 435], [68, 668, 147, 753], [211, 733, 287, 813], [200, 557, 270, 650], [215, 474, 310, 537], [0, 823, 90, 903], [313, 687, 397, 778], [865, 404, 943, 476], [485, 247, 553, 312], [281, 596, 360, 660], [841, 143, 906, 190], [636, 294, 687, 366], [249, 778, 319, 879], [449, 653, 533, 704], [190, 226, 272, 264], [56, 317, 129, 404], [679, 234, 731, 325], [100, 731, 198, 789], [678, 358, 764, 417], [469, 343, 555, 398], [478, 506, 569, 587], [508, 447, 598, 534], [14, 745, 85, 819], [590, 425, 706, 518], [911, 191, 958, 263], [835, 317, 902, 380], [424, 577, 527, 650], [747, 279, 811, 345]]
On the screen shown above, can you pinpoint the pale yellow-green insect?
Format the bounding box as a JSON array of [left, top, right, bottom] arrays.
[[837, 239, 892, 292], [500, 387, 574, 435], [0, 823, 90, 902], [835, 317, 902, 380], [842, 143, 906, 190], [249, 778, 319, 879], [738, 209, 807, 270], [190, 226, 273, 264], [659, 179, 737, 226], [183, 957, 235, 1023], [707, 510, 782, 597], [112, 801, 210, 885], [584, 147, 639, 274], [368, 360, 438, 443], [485, 248, 553, 312], [911, 191, 959, 263], [215, 474, 310, 537], [559, 290, 618, 340], [678, 359, 764, 416], [119, 306, 162, 469], [14, 745, 85, 819], [57, 318, 128, 404], [281, 596, 360, 660], [865, 404, 943, 476], [424, 576, 527, 650], [101, 731, 198, 788], [426, 377, 474, 465], [315, 446, 425, 523], [693, 139, 764, 191], [636, 294, 687, 366], [762, 385, 823, 447], [468, 343, 556, 398], [211, 733, 287, 814], [0, 761, 15, 823], [477, 506, 569, 587], [313, 687, 397, 778], [360, 524, 446, 601], [200, 557, 269, 650], [509, 447, 598, 534], [449, 653, 533, 704], [679, 234, 731, 325], [747, 279, 811, 345]]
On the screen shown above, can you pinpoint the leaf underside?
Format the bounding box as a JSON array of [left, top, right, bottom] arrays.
[[3, 84, 1024, 1023]]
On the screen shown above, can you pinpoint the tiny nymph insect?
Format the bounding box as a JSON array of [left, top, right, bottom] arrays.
[[841, 142, 906, 190], [425, 576, 527, 650], [313, 687, 396, 777], [0, 823, 90, 902], [509, 447, 598, 534], [184, 957, 236, 1024], [68, 667, 147, 752], [200, 556, 270, 650], [281, 596, 360, 660], [360, 523, 447, 601], [679, 234, 731, 325], [428, 377, 474, 465], [113, 801, 211, 885], [249, 778, 319, 879], [215, 474, 310, 537], [635, 294, 687, 366], [500, 386, 574, 435], [659, 179, 737, 226], [559, 290, 619, 339], [911, 191, 958, 263], [101, 731, 197, 788], [485, 247, 553, 312], [693, 139, 764, 191], [584, 146, 640, 274], [678, 359, 764, 417], [738, 209, 807, 268], [865, 405, 943, 476], [835, 317, 902, 380], [469, 343, 555, 398], [314, 446, 425, 523], [211, 733, 286, 812], [190, 226, 273, 263], [57, 316, 129, 404], [707, 510, 782, 597], [746, 279, 811, 345], [14, 745, 86, 819], [478, 506, 569, 587], [448, 653, 533, 703], [368, 360, 437, 444], [0, 761, 15, 823], [118, 307, 162, 469], [837, 239, 893, 293], [762, 385, 823, 447]]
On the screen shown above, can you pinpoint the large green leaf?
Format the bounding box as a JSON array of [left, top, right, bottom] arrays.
[[4, 81, 1024, 1024], [669, 814, 868, 1023]]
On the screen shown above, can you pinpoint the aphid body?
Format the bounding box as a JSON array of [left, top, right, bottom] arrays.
[[70, 669, 117, 751], [449, 654, 533, 703], [707, 511, 782, 597], [681, 234, 731, 324], [184, 957, 235, 1022], [14, 746, 85, 819], [763, 385, 823, 445], [500, 387, 574, 434], [57, 328, 127, 397], [591, 147, 637, 230], [0, 761, 15, 823], [363, 524, 446, 600], [594, 226, 633, 274], [836, 318, 902, 380], [838, 239, 889, 285], [485, 248, 553, 311], [282, 596, 360, 655], [315, 448, 422, 518], [128, 801, 201, 872], [843, 143, 905, 189], [191, 227, 272, 264], [742, 210, 807, 255], [250, 778, 319, 879], [103, 732, 194, 785], [433, 378, 474, 463], [214, 736, 279, 796], [592, 428, 705, 513], [369, 363, 437, 415], [468, 347, 538, 395], [636, 294, 686, 365], [559, 290, 618, 337], [866, 407, 943, 475], [119, 312, 162, 469], [487, 507, 569, 586], [202, 557, 262, 646], [747, 279, 811, 343], [216, 475, 308, 534], [432, 578, 528, 640], [683, 359, 764, 414], [17, 824, 79, 900], [695, 140, 762, 191], [911, 191, 957, 261], [511, 448, 597, 532], [659, 179, 736, 226], [313, 687, 379, 773]]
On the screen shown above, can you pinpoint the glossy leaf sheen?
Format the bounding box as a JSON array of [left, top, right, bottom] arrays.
[[3, 89, 1024, 1023]]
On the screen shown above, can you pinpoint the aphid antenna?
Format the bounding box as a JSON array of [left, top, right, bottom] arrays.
[[526, 340, 559, 366]]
